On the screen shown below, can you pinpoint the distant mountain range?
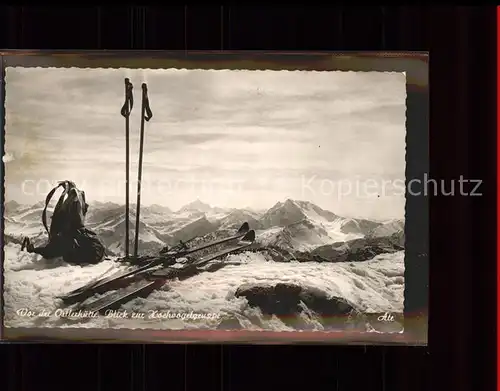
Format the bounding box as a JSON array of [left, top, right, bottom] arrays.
[[4, 198, 404, 257]]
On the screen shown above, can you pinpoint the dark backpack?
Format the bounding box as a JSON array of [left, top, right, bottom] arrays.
[[42, 181, 105, 264]]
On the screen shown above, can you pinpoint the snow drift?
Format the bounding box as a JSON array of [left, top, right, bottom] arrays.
[[3, 242, 404, 331]]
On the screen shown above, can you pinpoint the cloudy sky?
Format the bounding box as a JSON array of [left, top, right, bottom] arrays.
[[4, 67, 406, 220]]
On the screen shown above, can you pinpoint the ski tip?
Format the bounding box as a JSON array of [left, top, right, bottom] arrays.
[[242, 229, 256, 243], [238, 222, 250, 234]]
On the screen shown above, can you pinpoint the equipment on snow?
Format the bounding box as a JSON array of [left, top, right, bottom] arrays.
[[120, 78, 134, 258], [22, 180, 105, 265], [133, 83, 153, 259], [75, 229, 256, 313], [47, 81, 254, 315], [59, 222, 254, 309]]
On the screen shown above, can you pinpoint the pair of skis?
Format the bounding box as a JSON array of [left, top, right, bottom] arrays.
[[120, 78, 153, 260], [60, 222, 255, 312]]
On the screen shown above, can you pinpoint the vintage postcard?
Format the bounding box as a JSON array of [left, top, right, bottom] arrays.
[[1, 52, 428, 344]]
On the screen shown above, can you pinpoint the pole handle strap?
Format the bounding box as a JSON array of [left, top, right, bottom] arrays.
[[121, 78, 134, 118], [142, 83, 153, 121]]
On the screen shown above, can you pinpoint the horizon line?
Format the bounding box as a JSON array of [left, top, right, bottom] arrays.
[[4, 197, 401, 222]]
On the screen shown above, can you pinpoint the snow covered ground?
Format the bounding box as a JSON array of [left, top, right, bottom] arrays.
[[3, 242, 404, 331]]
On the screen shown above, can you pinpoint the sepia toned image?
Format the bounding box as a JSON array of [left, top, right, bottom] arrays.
[[1, 53, 428, 343]]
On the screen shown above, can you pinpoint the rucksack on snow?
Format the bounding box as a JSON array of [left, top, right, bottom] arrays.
[[42, 180, 105, 264]]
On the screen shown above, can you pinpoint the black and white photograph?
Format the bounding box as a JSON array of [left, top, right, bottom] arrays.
[[3, 65, 408, 334]]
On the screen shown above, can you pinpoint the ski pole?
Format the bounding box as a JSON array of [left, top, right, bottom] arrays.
[[120, 78, 134, 258], [133, 83, 153, 258]]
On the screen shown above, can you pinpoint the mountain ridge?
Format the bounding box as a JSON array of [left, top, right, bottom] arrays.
[[4, 197, 403, 256]]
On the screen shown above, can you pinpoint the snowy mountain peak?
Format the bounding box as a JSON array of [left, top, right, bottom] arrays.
[[5, 200, 20, 209], [272, 199, 296, 210], [283, 198, 298, 206], [260, 199, 312, 229], [90, 201, 121, 211], [218, 209, 261, 230], [179, 199, 213, 213], [260, 199, 340, 230], [367, 219, 404, 238], [147, 204, 173, 215], [4, 200, 22, 216]]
